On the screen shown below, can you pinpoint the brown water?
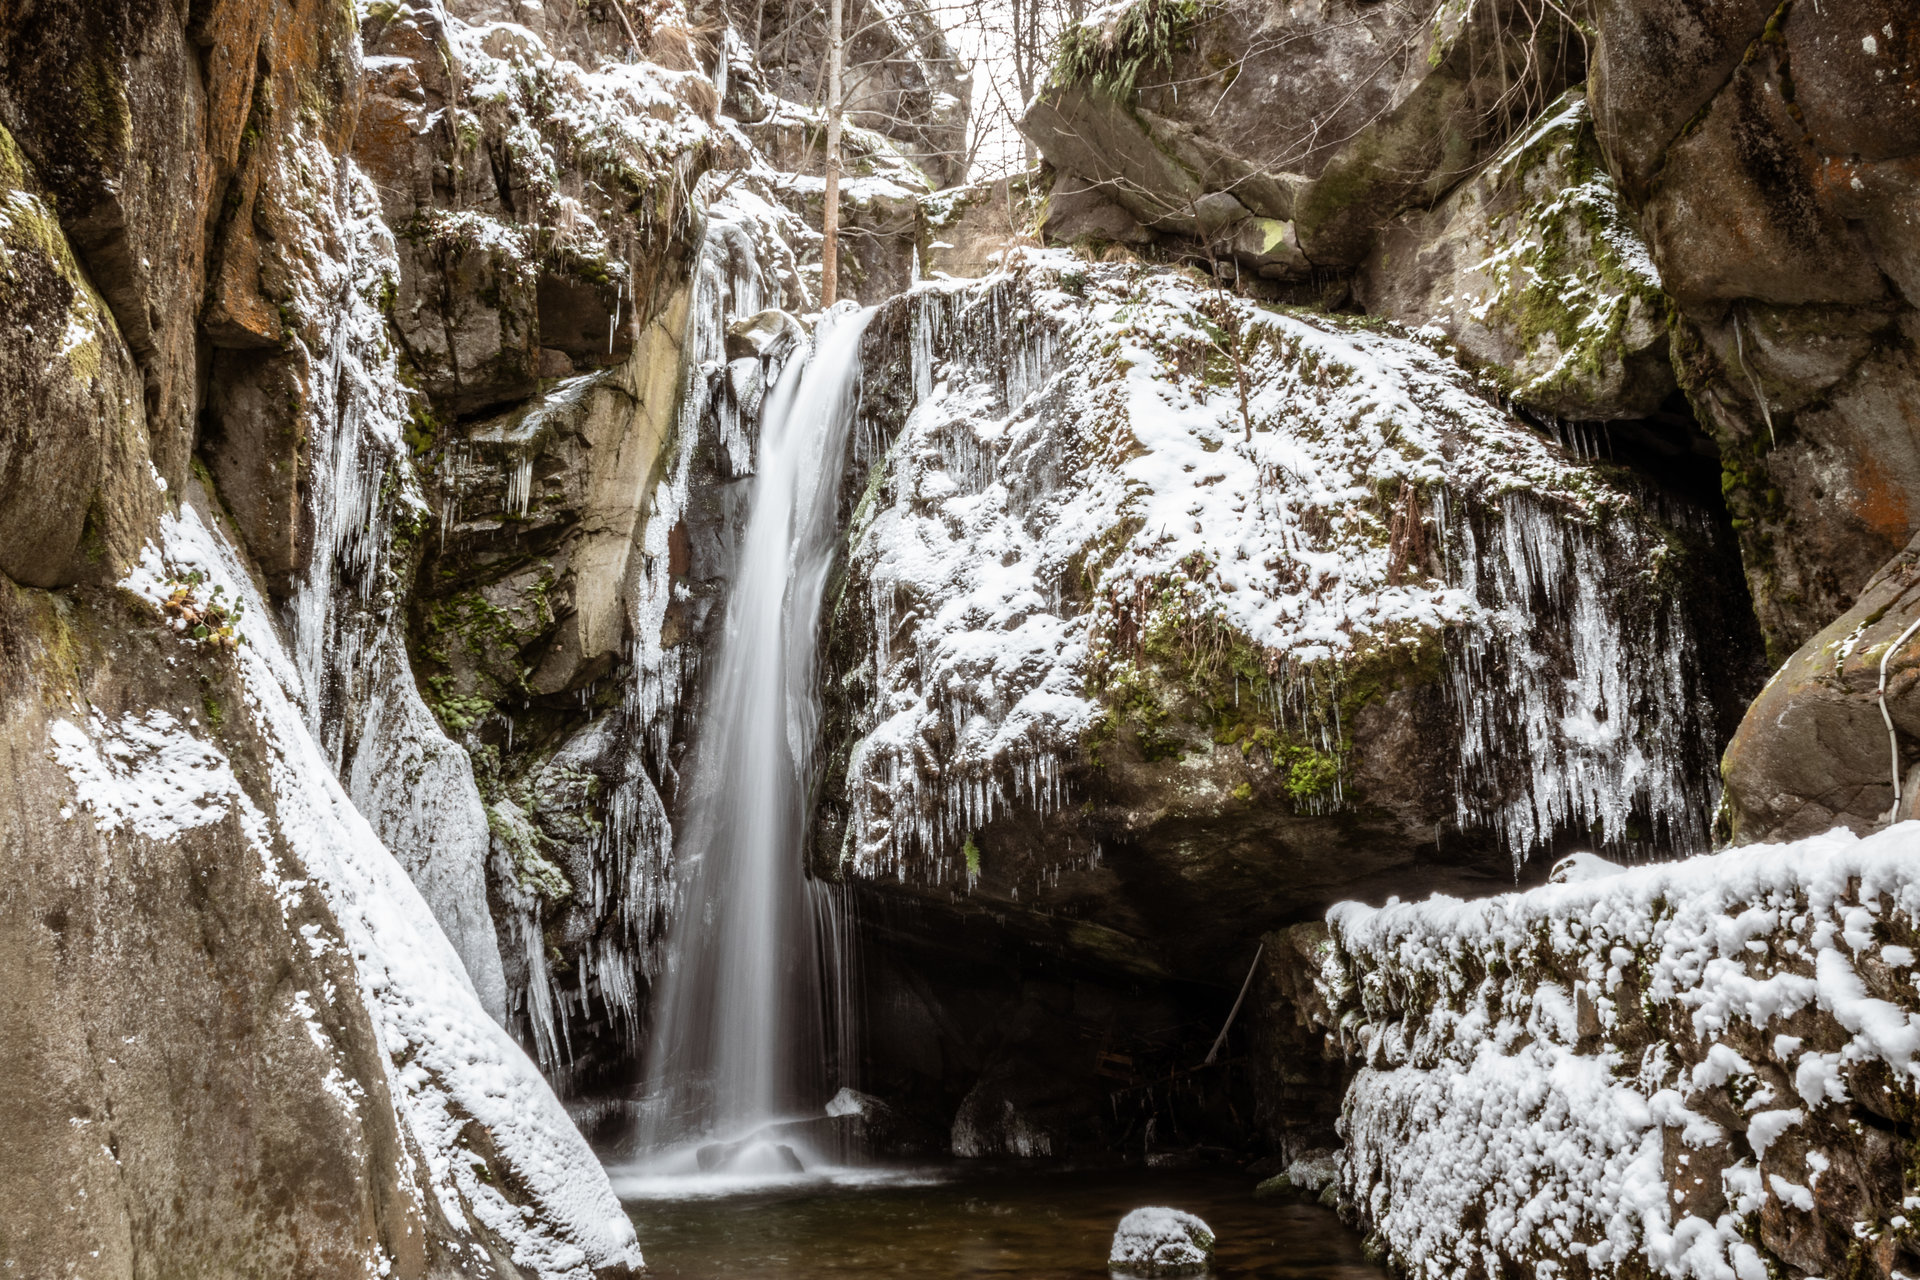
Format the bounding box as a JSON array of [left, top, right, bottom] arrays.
[[619, 1164, 1385, 1280]]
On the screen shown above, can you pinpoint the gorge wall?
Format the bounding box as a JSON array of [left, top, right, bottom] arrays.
[[2, 0, 1918, 1274]]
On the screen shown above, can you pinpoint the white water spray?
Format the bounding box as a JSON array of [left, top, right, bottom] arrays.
[[637, 304, 873, 1168]]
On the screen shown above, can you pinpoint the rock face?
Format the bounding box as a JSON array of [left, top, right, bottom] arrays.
[[0, 584, 446, 1276], [0, 0, 715, 1270], [1309, 824, 1920, 1280], [1585, 0, 1920, 658], [1023, 0, 1583, 276], [747, 0, 969, 189], [0, 122, 161, 589], [0, 0, 363, 590]]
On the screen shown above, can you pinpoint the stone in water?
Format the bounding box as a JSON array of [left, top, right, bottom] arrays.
[[1110, 1206, 1215, 1276]]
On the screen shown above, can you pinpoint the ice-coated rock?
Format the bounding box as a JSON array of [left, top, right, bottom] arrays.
[[1109, 1206, 1215, 1277]]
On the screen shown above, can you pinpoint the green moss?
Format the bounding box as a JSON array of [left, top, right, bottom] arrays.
[[425, 678, 495, 734], [1082, 544, 1445, 809], [1051, 0, 1214, 102], [486, 803, 573, 904], [962, 834, 982, 879], [1465, 91, 1672, 408]]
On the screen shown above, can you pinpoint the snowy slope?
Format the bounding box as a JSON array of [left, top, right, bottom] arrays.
[[61, 494, 646, 1279]]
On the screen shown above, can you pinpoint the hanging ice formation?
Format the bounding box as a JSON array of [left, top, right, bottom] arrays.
[[1443, 490, 1721, 864], [637, 303, 874, 1153], [826, 259, 1723, 884], [831, 279, 1075, 876], [279, 159, 508, 1020]]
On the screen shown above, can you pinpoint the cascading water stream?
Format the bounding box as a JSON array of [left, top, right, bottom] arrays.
[[637, 303, 874, 1173]]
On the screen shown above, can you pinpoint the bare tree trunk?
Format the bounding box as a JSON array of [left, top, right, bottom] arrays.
[[820, 0, 846, 306]]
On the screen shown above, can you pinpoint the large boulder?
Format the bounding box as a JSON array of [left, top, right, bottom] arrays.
[[1722, 530, 1920, 844], [1588, 0, 1920, 657], [1021, 0, 1584, 275], [815, 260, 1759, 1151]]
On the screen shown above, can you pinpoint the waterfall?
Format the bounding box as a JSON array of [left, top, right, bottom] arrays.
[[637, 303, 874, 1167]]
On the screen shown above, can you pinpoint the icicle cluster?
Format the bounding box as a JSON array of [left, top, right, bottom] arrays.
[[285, 162, 423, 752], [837, 276, 1078, 875], [1446, 491, 1720, 866]]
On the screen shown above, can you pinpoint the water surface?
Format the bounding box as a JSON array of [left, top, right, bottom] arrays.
[[621, 1164, 1384, 1279]]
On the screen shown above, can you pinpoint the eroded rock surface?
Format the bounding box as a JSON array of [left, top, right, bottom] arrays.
[[1723, 530, 1920, 843]]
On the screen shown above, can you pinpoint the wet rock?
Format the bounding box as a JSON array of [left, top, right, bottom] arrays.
[[950, 1064, 1064, 1159], [695, 1137, 807, 1174], [0, 0, 356, 585], [1257, 1149, 1340, 1200], [356, 3, 713, 418], [414, 285, 690, 724], [1109, 1207, 1215, 1277], [0, 0, 354, 491], [1586, 0, 1775, 203]]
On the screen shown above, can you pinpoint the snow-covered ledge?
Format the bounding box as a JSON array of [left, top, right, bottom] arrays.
[[1313, 825, 1920, 1280]]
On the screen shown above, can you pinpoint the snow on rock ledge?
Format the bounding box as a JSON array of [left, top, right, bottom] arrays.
[[1316, 823, 1920, 1280]]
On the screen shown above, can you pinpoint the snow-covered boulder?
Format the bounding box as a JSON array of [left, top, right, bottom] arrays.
[[1109, 1206, 1215, 1277], [811, 253, 1746, 990]]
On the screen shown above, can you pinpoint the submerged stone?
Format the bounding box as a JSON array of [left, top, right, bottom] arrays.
[[695, 1137, 808, 1174]]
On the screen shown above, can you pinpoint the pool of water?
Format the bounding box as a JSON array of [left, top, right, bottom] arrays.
[[617, 1163, 1384, 1279]]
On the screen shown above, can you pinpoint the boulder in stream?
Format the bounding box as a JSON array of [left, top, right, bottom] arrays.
[[1110, 1207, 1215, 1277]]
